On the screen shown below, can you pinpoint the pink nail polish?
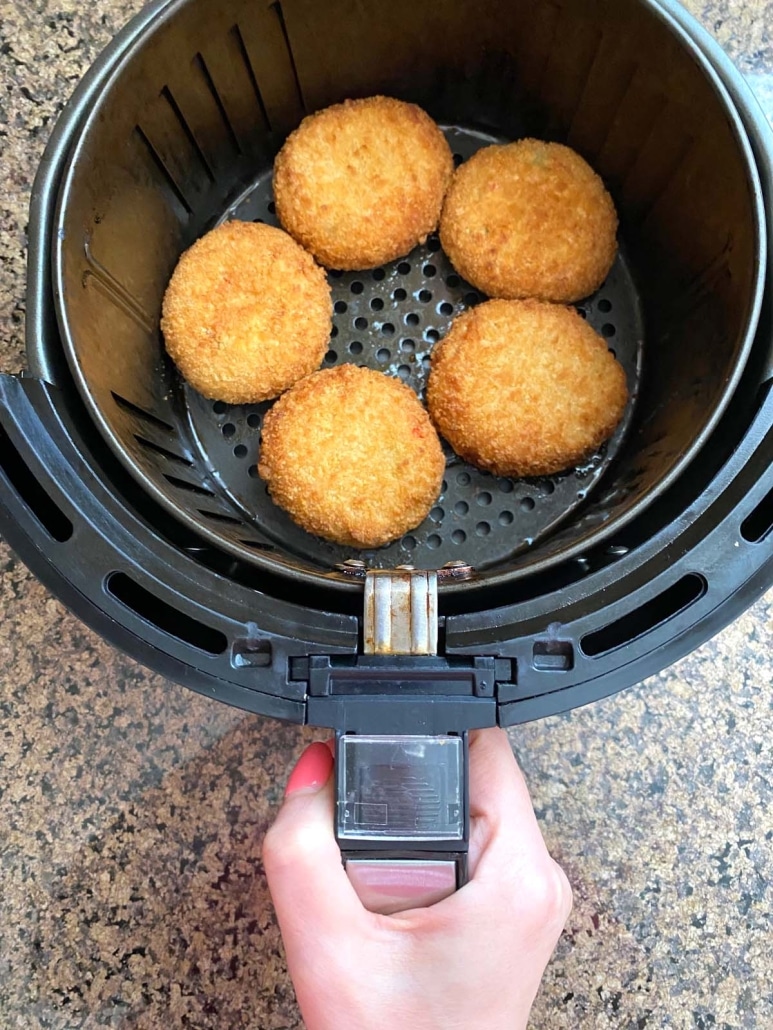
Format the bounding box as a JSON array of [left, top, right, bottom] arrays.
[[285, 741, 334, 796]]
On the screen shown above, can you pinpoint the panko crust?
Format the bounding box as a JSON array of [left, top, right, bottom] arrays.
[[273, 96, 454, 270], [258, 365, 445, 548], [161, 221, 332, 404], [427, 299, 629, 478], [440, 140, 618, 303]]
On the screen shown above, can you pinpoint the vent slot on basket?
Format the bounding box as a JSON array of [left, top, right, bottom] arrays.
[[741, 485, 773, 543], [112, 392, 175, 433], [198, 509, 244, 526], [163, 474, 216, 498], [0, 424, 73, 542], [581, 573, 707, 657], [239, 539, 276, 551], [230, 24, 271, 129], [135, 124, 194, 215], [107, 572, 227, 655], [192, 52, 243, 155], [134, 435, 194, 467], [269, 1, 306, 114], [159, 85, 216, 184]]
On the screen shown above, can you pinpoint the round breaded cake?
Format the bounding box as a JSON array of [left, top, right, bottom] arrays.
[[440, 140, 618, 303], [273, 96, 454, 270], [161, 221, 332, 404], [427, 299, 629, 478], [258, 365, 445, 548]]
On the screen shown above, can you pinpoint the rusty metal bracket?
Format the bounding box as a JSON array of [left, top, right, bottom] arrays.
[[363, 567, 438, 656]]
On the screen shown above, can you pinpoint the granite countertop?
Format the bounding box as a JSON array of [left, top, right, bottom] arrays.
[[1, 1, 772, 1027]]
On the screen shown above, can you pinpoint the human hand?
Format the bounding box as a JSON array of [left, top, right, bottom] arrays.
[[263, 728, 572, 1030]]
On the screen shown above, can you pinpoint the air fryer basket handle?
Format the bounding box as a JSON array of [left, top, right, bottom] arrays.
[[336, 732, 470, 914], [307, 568, 496, 913]]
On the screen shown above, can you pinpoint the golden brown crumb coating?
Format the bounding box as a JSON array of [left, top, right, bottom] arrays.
[[427, 299, 628, 477], [440, 140, 618, 303], [273, 96, 454, 270], [161, 221, 332, 404], [258, 365, 445, 548]]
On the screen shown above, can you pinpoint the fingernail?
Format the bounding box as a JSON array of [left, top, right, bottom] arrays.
[[285, 742, 334, 797]]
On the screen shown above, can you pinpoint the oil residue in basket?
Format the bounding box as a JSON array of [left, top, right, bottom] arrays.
[[574, 448, 607, 480]]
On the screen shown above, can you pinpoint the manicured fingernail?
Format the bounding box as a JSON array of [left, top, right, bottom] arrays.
[[285, 742, 334, 796]]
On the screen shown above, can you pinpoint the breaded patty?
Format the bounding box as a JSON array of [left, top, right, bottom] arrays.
[[273, 96, 454, 270], [161, 221, 331, 404], [427, 299, 628, 477], [440, 140, 618, 303], [258, 365, 445, 548]]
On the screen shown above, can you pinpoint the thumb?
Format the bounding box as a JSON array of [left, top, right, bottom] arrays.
[[263, 742, 364, 950]]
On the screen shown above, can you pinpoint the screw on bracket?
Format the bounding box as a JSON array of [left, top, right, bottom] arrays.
[[439, 560, 474, 582], [335, 559, 475, 584], [335, 559, 368, 579]]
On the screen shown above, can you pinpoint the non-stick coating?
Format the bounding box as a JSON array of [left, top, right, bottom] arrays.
[[183, 125, 644, 573], [52, 0, 764, 597]]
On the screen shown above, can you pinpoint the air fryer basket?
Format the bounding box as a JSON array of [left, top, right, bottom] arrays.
[[0, 0, 770, 730], [52, 0, 764, 595]]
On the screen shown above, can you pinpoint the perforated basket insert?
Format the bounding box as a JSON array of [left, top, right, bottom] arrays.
[[53, 0, 763, 594]]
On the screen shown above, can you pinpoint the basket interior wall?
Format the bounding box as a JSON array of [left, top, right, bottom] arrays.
[[55, 0, 760, 583]]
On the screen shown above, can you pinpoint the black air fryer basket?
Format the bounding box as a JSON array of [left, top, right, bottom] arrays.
[[2, 0, 772, 887]]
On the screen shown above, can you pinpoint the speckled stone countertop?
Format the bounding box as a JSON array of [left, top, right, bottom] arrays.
[[1, 1, 772, 1027]]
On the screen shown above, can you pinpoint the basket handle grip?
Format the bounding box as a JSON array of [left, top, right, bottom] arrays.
[[322, 567, 487, 913], [336, 732, 470, 914]]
